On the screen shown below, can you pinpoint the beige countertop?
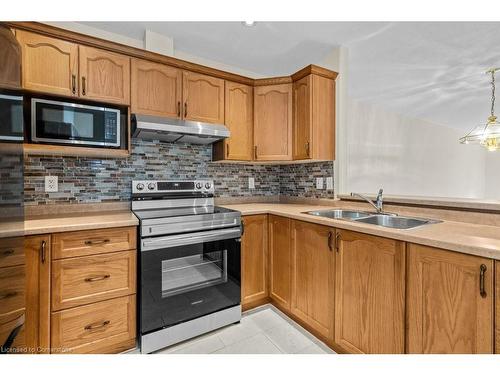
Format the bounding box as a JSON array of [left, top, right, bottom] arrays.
[[21, 210, 139, 237], [221, 203, 500, 260]]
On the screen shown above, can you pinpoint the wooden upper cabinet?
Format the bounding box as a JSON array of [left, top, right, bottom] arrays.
[[241, 215, 268, 307], [0, 26, 21, 89], [293, 75, 312, 159], [182, 71, 224, 124], [254, 84, 293, 161], [293, 74, 335, 161], [335, 230, 405, 354], [269, 215, 291, 311], [221, 81, 253, 160], [291, 220, 334, 341], [17, 30, 78, 97], [407, 244, 494, 354], [79, 46, 130, 105], [131, 59, 182, 118]]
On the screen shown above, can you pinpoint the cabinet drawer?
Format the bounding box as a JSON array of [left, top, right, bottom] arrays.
[[52, 250, 136, 311], [51, 295, 136, 354], [52, 226, 136, 259], [0, 237, 25, 268], [0, 265, 25, 323]]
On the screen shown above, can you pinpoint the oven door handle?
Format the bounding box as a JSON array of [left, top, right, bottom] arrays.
[[141, 227, 242, 251]]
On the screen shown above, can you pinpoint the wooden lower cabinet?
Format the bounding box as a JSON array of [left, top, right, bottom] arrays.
[[290, 220, 334, 341], [241, 215, 269, 308], [51, 295, 136, 354], [334, 230, 405, 354], [407, 244, 494, 354], [269, 215, 291, 310]]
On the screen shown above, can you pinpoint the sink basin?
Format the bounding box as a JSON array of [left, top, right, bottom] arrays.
[[354, 214, 441, 229], [304, 209, 441, 230], [306, 209, 372, 220]]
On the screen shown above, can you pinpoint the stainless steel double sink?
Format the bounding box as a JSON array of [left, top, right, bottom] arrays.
[[305, 209, 441, 229]]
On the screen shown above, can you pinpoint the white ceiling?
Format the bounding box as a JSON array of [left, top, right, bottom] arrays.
[[80, 21, 500, 131]]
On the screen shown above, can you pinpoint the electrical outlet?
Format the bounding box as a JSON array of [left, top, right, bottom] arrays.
[[248, 177, 255, 189], [45, 176, 58, 192], [326, 177, 333, 190], [316, 177, 324, 190]]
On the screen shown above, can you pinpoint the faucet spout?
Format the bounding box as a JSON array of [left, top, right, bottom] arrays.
[[351, 189, 385, 214]]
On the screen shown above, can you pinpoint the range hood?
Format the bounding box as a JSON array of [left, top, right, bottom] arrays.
[[131, 114, 230, 145]]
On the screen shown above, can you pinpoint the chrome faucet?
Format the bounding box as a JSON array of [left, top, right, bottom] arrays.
[[350, 188, 384, 214]]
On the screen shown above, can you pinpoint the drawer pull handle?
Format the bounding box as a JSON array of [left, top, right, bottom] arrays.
[[0, 249, 14, 258], [479, 264, 487, 298], [71, 74, 76, 94], [184, 102, 188, 117], [335, 233, 341, 252], [41, 240, 46, 263], [82, 76, 86, 95], [0, 291, 18, 300], [84, 239, 110, 246], [84, 320, 110, 331], [177, 101, 181, 117], [327, 232, 333, 251], [85, 274, 110, 282]]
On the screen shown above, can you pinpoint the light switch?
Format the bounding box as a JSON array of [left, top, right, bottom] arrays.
[[248, 177, 255, 189], [316, 177, 324, 190], [45, 176, 58, 192], [326, 177, 333, 190]]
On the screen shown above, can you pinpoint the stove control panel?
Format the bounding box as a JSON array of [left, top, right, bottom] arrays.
[[132, 180, 214, 195]]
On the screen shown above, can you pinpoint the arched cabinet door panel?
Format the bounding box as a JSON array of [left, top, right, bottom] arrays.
[[131, 59, 182, 118], [182, 71, 224, 124], [79, 46, 130, 105], [17, 30, 78, 97]]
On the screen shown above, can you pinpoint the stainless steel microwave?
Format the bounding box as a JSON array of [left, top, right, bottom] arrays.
[[0, 94, 24, 141], [31, 98, 122, 147]]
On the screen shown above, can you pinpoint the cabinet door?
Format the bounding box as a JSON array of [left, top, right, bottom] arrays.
[[335, 230, 405, 354], [131, 59, 182, 118], [293, 75, 312, 160], [241, 215, 268, 307], [291, 220, 334, 340], [182, 71, 224, 124], [224, 81, 253, 160], [269, 215, 291, 311], [407, 244, 494, 354], [0, 26, 21, 89], [311, 74, 335, 160], [17, 30, 78, 97], [496, 261, 500, 354], [254, 84, 292, 160], [24, 235, 51, 353], [79, 46, 130, 105]]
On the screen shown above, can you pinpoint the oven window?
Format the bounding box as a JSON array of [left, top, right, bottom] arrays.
[[161, 250, 227, 298]]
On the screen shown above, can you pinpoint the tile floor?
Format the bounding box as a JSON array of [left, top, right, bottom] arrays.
[[155, 305, 335, 354]]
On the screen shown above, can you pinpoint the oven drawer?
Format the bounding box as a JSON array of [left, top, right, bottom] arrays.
[[52, 250, 136, 311], [0, 237, 25, 268], [51, 295, 136, 354], [52, 226, 137, 259]]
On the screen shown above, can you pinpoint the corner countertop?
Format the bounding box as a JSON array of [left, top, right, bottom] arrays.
[[0, 210, 139, 238], [221, 203, 500, 261]]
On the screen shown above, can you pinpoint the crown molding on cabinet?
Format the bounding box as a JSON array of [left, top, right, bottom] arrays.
[[3, 22, 338, 87]]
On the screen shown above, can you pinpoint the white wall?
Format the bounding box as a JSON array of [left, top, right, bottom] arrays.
[[485, 152, 500, 199], [345, 98, 487, 199]]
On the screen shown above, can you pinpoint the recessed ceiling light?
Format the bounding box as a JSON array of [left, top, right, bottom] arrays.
[[242, 21, 256, 27]]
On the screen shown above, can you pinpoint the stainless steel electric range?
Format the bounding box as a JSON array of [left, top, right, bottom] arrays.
[[132, 180, 242, 353]]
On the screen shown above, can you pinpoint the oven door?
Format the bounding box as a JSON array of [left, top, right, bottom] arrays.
[[31, 98, 120, 147], [140, 227, 241, 335], [0, 94, 23, 141]]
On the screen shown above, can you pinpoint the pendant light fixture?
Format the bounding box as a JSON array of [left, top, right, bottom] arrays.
[[460, 68, 500, 151]]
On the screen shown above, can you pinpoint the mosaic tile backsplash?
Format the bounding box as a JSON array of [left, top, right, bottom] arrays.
[[24, 139, 334, 205]]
